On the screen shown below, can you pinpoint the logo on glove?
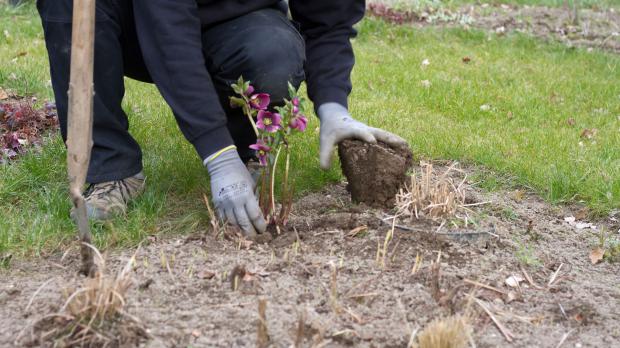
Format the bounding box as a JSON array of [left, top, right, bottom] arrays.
[[218, 182, 249, 200]]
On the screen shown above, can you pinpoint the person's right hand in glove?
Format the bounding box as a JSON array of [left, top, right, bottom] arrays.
[[205, 146, 266, 238]]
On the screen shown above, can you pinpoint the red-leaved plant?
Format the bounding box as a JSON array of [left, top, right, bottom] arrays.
[[230, 77, 308, 229]]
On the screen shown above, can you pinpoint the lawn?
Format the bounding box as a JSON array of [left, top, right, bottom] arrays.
[[383, 0, 620, 10], [0, 2, 619, 256]]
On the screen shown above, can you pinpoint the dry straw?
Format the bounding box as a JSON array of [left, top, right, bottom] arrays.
[[21, 245, 148, 347], [61, 245, 134, 325], [395, 163, 467, 221], [417, 315, 472, 348]]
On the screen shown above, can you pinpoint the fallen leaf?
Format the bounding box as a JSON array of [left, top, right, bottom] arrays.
[[564, 216, 576, 224], [589, 247, 605, 264], [420, 80, 431, 88], [567, 118, 576, 126], [14, 51, 27, 58], [242, 272, 256, 282], [239, 237, 254, 250], [0, 89, 7, 100], [347, 225, 368, 238], [138, 278, 154, 290], [512, 190, 525, 201], [505, 291, 519, 303], [421, 58, 430, 67], [505, 275, 524, 288], [198, 270, 215, 279], [507, 111, 513, 119], [480, 104, 491, 111], [462, 56, 471, 63], [580, 128, 598, 139], [576, 222, 596, 230], [574, 208, 588, 220], [191, 330, 201, 338], [574, 313, 584, 322]]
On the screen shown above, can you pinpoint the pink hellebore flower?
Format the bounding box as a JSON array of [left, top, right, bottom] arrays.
[[292, 105, 299, 114], [249, 141, 271, 166], [249, 93, 270, 110], [256, 110, 281, 133], [291, 97, 300, 107], [289, 114, 308, 132]]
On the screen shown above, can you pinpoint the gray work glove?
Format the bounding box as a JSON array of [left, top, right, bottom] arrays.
[[317, 102, 408, 169], [205, 148, 266, 238]]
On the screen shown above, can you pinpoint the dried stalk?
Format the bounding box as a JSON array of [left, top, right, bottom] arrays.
[[474, 298, 515, 342], [395, 164, 467, 222], [257, 299, 270, 348]]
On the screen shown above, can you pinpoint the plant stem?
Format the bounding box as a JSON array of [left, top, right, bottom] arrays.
[[279, 146, 291, 223], [271, 146, 282, 233], [243, 105, 259, 137]]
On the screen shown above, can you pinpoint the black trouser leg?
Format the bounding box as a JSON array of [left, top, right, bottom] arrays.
[[202, 8, 306, 161], [37, 0, 147, 183]]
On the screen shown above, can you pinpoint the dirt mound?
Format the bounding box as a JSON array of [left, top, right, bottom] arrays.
[[338, 139, 413, 208]]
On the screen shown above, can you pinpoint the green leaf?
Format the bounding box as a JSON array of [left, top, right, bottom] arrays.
[[287, 82, 297, 99], [231, 83, 243, 96], [229, 96, 246, 108]]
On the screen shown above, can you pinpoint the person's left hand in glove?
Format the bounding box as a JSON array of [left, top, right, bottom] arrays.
[[317, 102, 408, 169]]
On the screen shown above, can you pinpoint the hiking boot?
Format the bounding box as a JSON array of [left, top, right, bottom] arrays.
[[70, 172, 146, 221]]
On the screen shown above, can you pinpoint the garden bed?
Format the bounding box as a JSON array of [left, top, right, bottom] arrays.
[[2, 164, 618, 347]]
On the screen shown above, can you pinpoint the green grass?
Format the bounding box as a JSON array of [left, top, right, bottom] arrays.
[[1, 3, 619, 256], [381, 0, 620, 10]]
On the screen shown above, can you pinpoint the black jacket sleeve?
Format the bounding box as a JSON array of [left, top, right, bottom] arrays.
[[289, 0, 365, 111], [132, 0, 234, 161]]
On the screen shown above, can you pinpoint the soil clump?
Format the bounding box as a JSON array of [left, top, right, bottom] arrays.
[[338, 139, 413, 208]]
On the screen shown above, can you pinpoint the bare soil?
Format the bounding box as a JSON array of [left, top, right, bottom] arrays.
[[1, 163, 619, 347], [367, 2, 620, 54]]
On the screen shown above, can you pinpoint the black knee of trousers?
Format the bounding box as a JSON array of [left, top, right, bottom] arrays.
[[204, 9, 306, 104], [237, 28, 305, 102]]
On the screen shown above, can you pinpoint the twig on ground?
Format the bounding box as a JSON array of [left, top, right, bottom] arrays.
[[463, 278, 507, 295], [342, 306, 364, 324], [345, 292, 380, 300], [205, 301, 253, 308], [411, 252, 423, 274], [430, 254, 442, 302], [548, 263, 564, 286], [474, 298, 515, 342], [406, 327, 419, 348], [257, 299, 270, 348], [558, 303, 569, 320], [520, 265, 544, 290], [555, 329, 575, 348], [25, 278, 56, 312], [294, 309, 305, 348], [314, 230, 342, 237], [329, 262, 341, 314]]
